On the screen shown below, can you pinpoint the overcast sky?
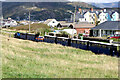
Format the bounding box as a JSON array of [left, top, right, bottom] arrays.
[[69, 0, 120, 3], [0, 0, 120, 3]]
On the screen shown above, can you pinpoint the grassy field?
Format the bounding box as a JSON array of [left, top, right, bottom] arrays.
[[1, 35, 118, 78]]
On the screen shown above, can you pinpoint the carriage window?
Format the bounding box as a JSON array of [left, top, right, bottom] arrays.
[[72, 40, 76, 44]]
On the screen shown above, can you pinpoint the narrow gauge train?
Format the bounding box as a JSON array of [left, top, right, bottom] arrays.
[[14, 32, 120, 57]]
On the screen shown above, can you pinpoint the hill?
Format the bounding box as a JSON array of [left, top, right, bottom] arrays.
[[2, 2, 98, 21], [1, 34, 118, 78], [90, 2, 119, 8]]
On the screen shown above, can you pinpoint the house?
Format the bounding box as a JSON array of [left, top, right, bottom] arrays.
[[71, 8, 119, 25], [2, 18, 18, 27], [97, 10, 119, 23], [57, 21, 74, 28], [74, 22, 95, 35], [91, 21, 120, 37], [44, 19, 59, 27], [19, 20, 29, 25], [79, 8, 98, 23], [111, 12, 119, 21], [98, 11, 108, 23], [62, 29, 77, 35]]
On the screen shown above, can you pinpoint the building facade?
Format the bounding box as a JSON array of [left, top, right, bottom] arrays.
[[92, 21, 120, 37]]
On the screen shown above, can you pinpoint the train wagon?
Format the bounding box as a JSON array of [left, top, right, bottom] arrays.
[[57, 37, 71, 46], [89, 41, 113, 55], [44, 35, 56, 43], [71, 39, 80, 48], [71, 39, 89, 50], [27, 33, 40, 41], [77, 40, 89, 50]]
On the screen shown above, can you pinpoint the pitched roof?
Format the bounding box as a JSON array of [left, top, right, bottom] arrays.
[[74, 22, 95, 28], [44, 19, 55, 24], [92, 21, 120, 30], [76, 13, 84, 18]]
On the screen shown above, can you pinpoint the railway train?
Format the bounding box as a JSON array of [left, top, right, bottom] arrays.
[[14, 32, 120, 57]]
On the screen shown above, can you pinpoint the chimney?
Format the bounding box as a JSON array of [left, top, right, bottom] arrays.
[[79, 8, 82, 14], [104, 9, 106, 12], [90, 8, 93, 12]]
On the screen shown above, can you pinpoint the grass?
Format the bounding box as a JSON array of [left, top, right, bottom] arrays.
[[1, 35, 118, 78], [110, 38, 120, 42], [9, 23, 49, 31]]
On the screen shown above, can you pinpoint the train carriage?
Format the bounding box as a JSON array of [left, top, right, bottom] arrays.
[[89, 41, 113, 55], [26, 34, 36, 41], [57, 37, 64, 45], [71, 39, 80, 48], [99, 43, 113, 55], [44, 35, 56, 43], [89, 41, 102, 54], [20, 33, 27, 40], [77, 40, 89, 50], [57, 37, 70, 46], [64, 38, 71, 46], [71, 39, 89, 50]]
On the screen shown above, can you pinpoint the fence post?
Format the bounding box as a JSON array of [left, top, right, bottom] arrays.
[[9, 32, 11, 38]]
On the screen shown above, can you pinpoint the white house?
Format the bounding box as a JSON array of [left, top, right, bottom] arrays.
[[44, 19, 59, 27], [111, 12, 119, 21], [82, 11, 90, 22], [80, 11, 97, 23], [62, 29, 77, 35], [3, 18, 18, 27], [98, 12, 107, 23]]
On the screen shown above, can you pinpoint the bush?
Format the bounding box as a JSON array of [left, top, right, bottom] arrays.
[[60, 31, 70, 37], [79, 34, 83, 36]]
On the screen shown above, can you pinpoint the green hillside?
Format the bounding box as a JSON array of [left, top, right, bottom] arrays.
[[2, 2, 98, 21]]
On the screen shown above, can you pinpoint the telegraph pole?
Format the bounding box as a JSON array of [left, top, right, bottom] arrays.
[[72, 2, 77, 39], [29, 10, 31, 33], [73, 4, 77, 24]]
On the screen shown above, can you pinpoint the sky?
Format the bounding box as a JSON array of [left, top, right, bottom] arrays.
[[0, 0, 120, 3], [69, 0, 120, 3]]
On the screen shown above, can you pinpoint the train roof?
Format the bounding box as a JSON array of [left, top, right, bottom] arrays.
[[71, 38, 89, 42], [44, 35, 56, 38], [57, 37, 69, 39], [89, 41, 112, 46]]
